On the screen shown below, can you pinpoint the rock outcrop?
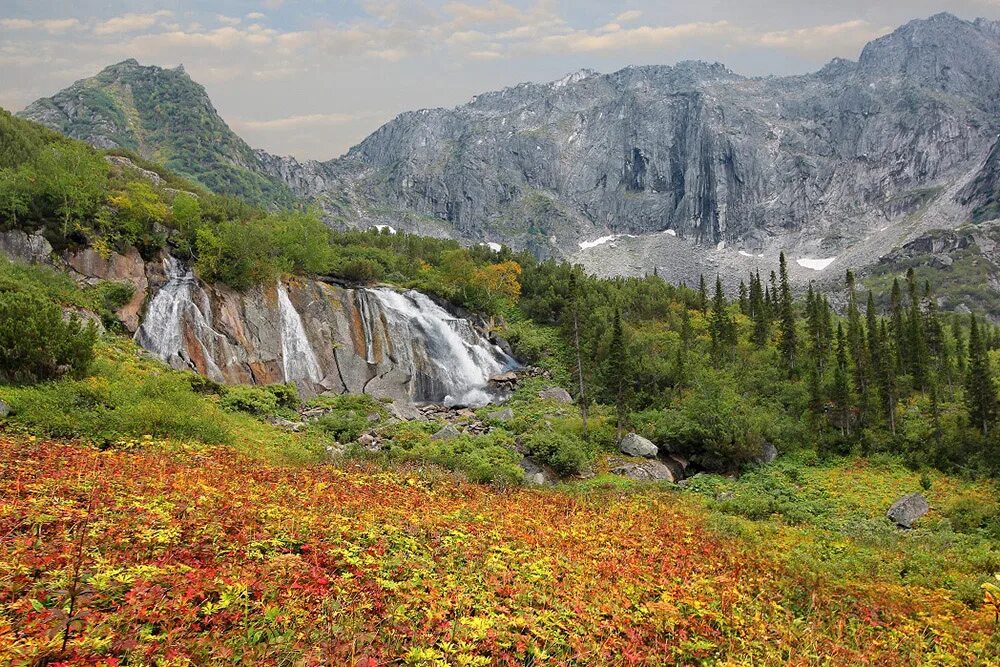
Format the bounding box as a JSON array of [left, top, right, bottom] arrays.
[[1, 234, 517, 404]]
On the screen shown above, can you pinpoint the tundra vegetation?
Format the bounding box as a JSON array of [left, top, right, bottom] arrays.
[[0, 110, 998, 665]]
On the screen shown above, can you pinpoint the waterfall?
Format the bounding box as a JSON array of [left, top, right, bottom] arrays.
[[356, 291, 376, 363], [135, 256, 225, 380], [277, 282, 323, 383], [366, 288, 516, 406]]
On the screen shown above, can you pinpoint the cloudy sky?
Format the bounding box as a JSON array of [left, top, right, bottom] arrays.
[[2, 1, 999, 159]]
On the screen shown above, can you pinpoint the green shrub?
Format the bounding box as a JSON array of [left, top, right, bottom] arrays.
[[524, 428, 593, 476], [220, 385, 280, 417], [386, 429, 524, 485], [0, 289, 97, 383], [312, 393, 387, 443]]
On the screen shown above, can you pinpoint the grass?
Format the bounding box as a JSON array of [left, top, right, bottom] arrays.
[[0, 337, 325, 465]]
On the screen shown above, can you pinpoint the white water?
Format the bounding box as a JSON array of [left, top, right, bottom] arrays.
[[355, 291, 376, 363], [277, 282, 323, 383], [366, 288, 516, 406], [134, 257, 226, 380]]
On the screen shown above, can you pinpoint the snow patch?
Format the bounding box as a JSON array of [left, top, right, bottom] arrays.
[[372, 224, 397, 235], [579, 235, 617, 250], [796, 257, 837, 271], [480, 242, 502, 252], [664, 229, 677, 237], [738, 251, 754, 258]]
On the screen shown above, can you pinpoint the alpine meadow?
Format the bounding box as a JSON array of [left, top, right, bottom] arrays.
[[0, 4, 999, 666]]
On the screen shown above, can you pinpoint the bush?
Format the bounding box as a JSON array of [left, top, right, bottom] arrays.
[[0, 289, 97, 383], [524, 428, 593, 476], [386, 428, 524, 485], [220, 385, 280, 417], [312, 393, 387, 443]]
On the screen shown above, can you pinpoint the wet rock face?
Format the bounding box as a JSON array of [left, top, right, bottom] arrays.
[[131, 256, 516, 404]]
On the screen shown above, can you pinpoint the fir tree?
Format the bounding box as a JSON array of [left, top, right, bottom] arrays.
[[567, 271, 589, 439], [965, 315, 996, 436], [890, 277, 906, 370], [831, 323, 853, 436], [906, 268, 928, 389], [697, 274, 708, 312], [778, 252, 797, 374], [738, 281, 749, 316], [603, 309, 629, 440], [750, 270, 768, 347], [710, 275, 736, 363]]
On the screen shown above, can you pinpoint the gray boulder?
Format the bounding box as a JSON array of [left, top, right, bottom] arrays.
[[430, 424, 462, 441], [520, 457, 556, 485], [0, 399, 9, 417], [887, 493, 930, 528], [0, 230, 53, 265], [487, 407, 514, 422], [619, 432, 658, 458], [758, 442, 779, 464], [538, 387, 573, 403], [611, 460, 677, 482]]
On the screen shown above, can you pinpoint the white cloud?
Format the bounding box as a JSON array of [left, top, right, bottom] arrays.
[[217, 15, 242, 27], [246, 12, 267, 20], [94, 11, 172, 35], [0, 18, 80, 33], [532, 21, 736, 54], [614, 10, 643, 23]]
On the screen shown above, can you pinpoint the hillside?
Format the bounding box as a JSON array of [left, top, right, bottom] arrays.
[[17, 60, 299, 209], [2, 434, 998, 665]]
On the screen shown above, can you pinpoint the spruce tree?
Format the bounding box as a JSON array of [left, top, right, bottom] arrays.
[[697, 274, 708, 312], [567, 271, 589, 438], [738, 281, 749, 316], [890, 277, 906, 370], [846, 271, 869, 420], [965, 315, 996, 436], [877, 320, 897, 435], [710, 275, 736, 363], [751, 270, 768, 347], [604, 309, 629, 440], [831, 323, 853, 436], [778, 252, 797, 374], [906, 268, 928, 389]]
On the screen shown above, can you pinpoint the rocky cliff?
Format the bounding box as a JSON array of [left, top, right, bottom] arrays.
[[0, 231, 515, 405], [18, 13, 1000, 284]]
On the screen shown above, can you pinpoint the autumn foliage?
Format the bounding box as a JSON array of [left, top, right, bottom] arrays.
[[1, 436, 996, 666]]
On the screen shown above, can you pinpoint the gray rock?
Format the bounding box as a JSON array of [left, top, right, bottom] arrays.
[[887, 493, 930, 528], [0, 399, 9, 417], [538, 387, 573, 404], [610, 460, 677, 482], [487, 407, 514, 422], [388, 400, 423, 421], [619, 432, 658, 458], [759, 442, 779, 464], [520, 457, 556, 485], [0, 230, 53, 265], [430, 424, 462, 441], [366, 412, 382, 423]]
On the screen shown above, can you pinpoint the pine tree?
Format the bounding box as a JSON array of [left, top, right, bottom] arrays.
[[831, 323, 853, 436], [965, 315, 996, 436], [697, 274, 708, 312], [845, 272, 868, 398], [604, 309, 629, 440], [778, 252, 797, 374], [710, 275, 736, 363], [750, 270, 768, 347]]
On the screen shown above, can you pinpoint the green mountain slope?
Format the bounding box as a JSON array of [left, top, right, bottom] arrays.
[[18, 59, 296, 208]]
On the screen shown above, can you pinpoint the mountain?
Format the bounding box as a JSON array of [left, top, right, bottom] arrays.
[[18, 13, 1000, 285], [17, 59, 302, 208]]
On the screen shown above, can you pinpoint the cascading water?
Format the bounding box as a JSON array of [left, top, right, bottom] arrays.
[[134, 256, 226, 380], [355, 291, 376, 364], [364, 287, 516, 406], [277, 282, 323, 383]]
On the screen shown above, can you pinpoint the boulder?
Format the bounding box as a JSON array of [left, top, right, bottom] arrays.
[[611, 460, 677, 482], [759, 441, 779, 464], [487, 407, 514, 422], [520, 457, 556, 485], [430, 424, 462, 441], [0, 230, 53, 265], [0, 399, 9, 417], [619, 432, 658, 458], [887, 493, 930, 528], [538, 387, 573, 403], [388, 400, 423, 421]]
